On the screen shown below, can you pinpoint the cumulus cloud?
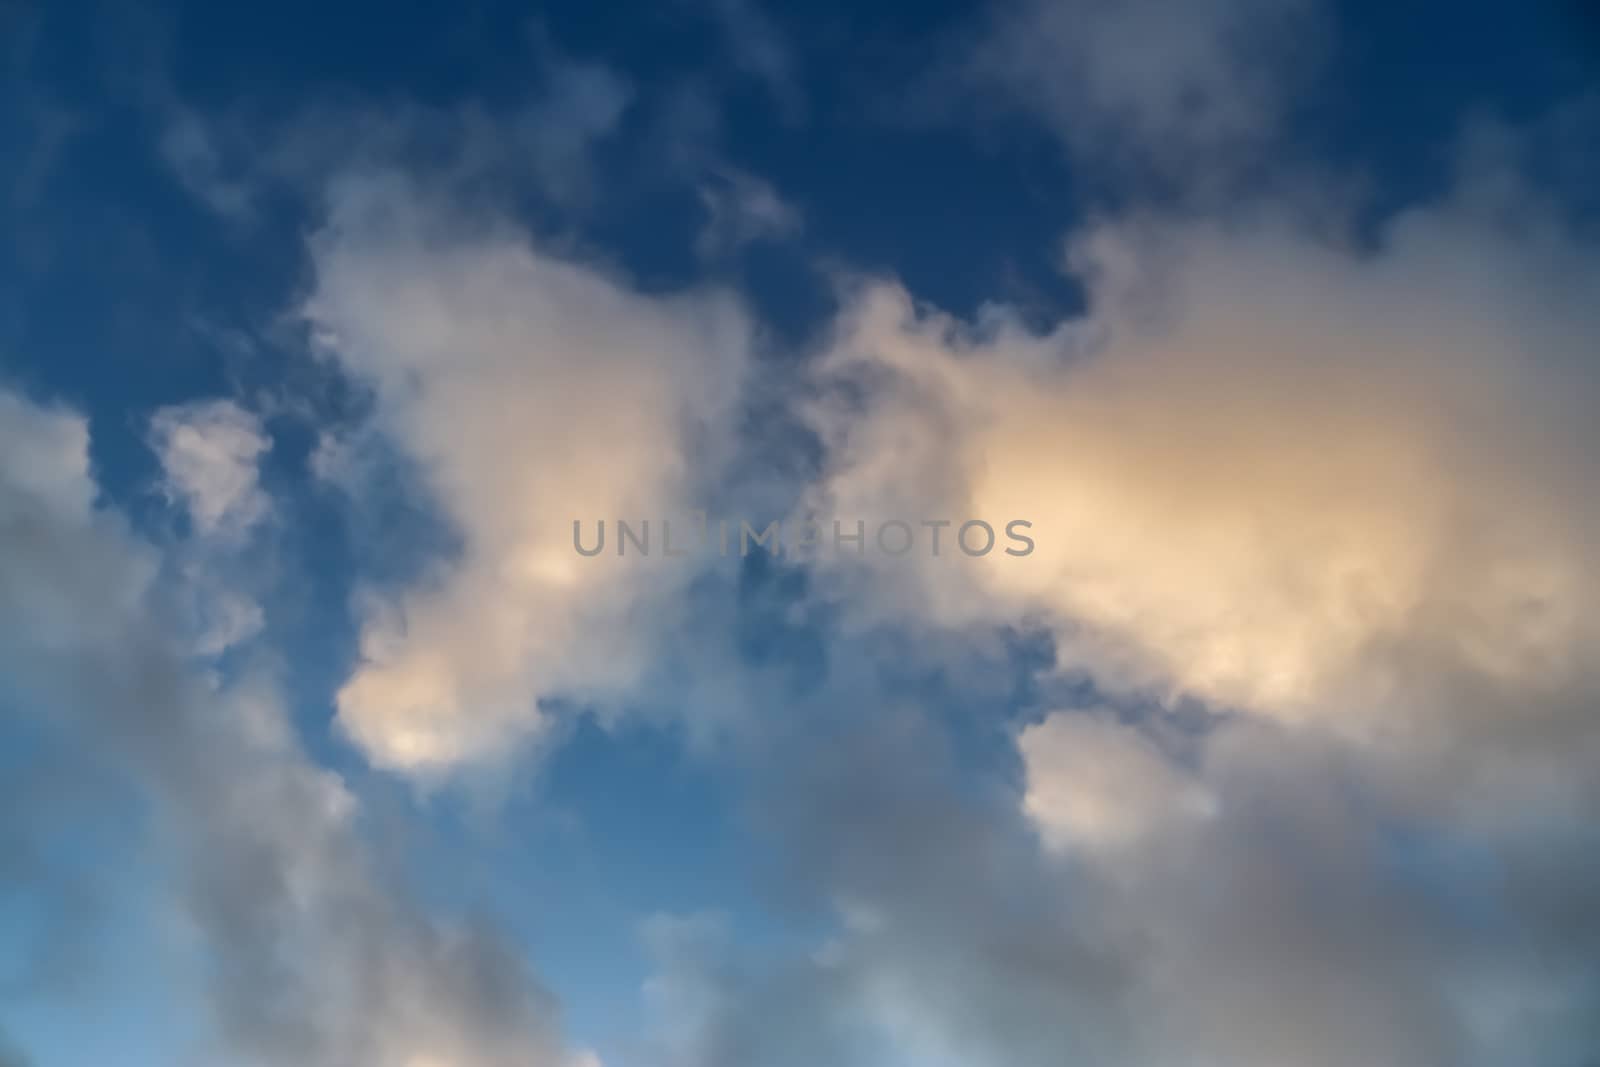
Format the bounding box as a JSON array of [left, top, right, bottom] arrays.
[[807, 199, 1600, 750], [663, 124, 1600, 1065], [266, 49, 1600, 1067], [639, 698, 1137, 1067], [1018, 710, 1214, 853], [0, 387, 581, 1066], [118, 8, 1600, 1065], [147, 398, 273, 653], [304, 173, 751, 775], [642, 684, 1599, 1067], [149, 398, 272, 540]]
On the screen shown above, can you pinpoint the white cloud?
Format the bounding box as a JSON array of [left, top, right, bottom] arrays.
[[149, 399, 272, 540], [305, 173, 751, 775], [806, 201, 1600, 756], [146, 399, 274, 654], [736, 163, 1600, 1067], [1019, 711, 1214, 853]]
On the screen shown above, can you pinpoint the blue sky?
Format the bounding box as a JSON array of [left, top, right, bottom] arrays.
[[2, 2, 1599, 1066]]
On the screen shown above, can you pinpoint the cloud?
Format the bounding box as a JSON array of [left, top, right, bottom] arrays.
[[695, 167, 801, 258], [158, 46, 631, 223], [511, 48, 634, 202], [149, 398, 272, 540], [1018, 710, 1214, 853], [642, 684, 1600, 1067], [101, 11, 1600, 1065], [649, 125, 1600, 1065], [304, 172, 751, 776], [0, 386, 578, 1066], [147, 398, 273, 653], [969, 0, 1323, 182], [702, 0, 802, 119], [161, 108, 257, 221], [639, 698, 1137, 1067], [806, 197, 1600, 751]]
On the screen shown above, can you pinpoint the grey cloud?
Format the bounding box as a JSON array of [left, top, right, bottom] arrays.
[[645, 684, 1599, 1067], [0, 388, 572, 1066], [643, 695, 1137, 1067], [969, 0, 1323, 185]]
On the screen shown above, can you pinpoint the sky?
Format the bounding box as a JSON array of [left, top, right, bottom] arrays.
[[1, 1, 1599, 1065]]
